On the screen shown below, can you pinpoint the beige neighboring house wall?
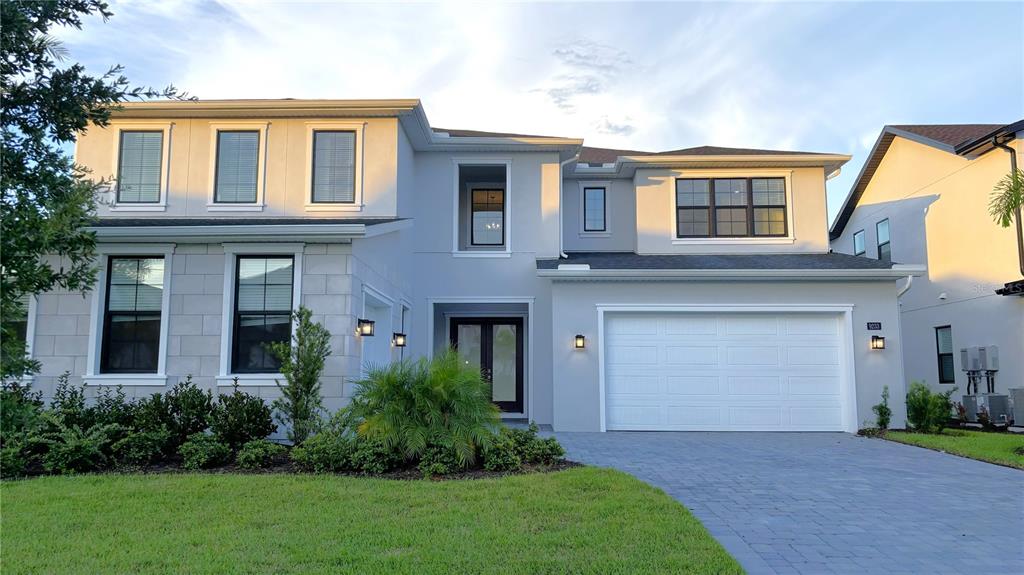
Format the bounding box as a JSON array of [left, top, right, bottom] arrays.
[[831, 133, 1024, 396]]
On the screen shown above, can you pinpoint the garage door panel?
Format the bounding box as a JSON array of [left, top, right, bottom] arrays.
[[605, 312, 846, 431]]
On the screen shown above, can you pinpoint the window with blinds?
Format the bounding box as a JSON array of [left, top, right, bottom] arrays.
[[101, 257, 164, 373], [311, 131, 356, 203], [583, 187, 606, 232], [232, 256, 293, 373], [116, 131, 163, 203], [214, 131, 260, 203]]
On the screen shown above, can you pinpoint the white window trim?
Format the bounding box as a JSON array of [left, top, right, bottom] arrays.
[[205, 122, 269, 211], [451, 158, 513, 257], [853, 229, 866, 256], [578, 180, 611, 237], [217, 243, 304, 386], [85, 243, 175, 387], [15, 295, 39, 384], [107, 122, 174, 212], [304, 121, 366, 212], [670, 169, 795, 245]]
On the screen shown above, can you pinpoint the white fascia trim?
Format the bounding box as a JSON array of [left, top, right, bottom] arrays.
[[538, 266, 927, 280], [85, 243, 176, 384], [303, 121, 366, 212], [219, 243, 304, 379], [106, 121, 174, 210], [206, 121, 270, 211], [92, 223, 370, 240]]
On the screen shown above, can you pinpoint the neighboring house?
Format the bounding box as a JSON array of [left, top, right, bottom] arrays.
[[14, 99, 923, 433], [830, 122, 1024, 398]]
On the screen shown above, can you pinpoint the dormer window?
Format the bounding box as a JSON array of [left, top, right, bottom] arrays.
[[676, 177, 788, 238]]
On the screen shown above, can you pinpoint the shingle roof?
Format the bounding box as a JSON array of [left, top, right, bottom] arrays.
[[92, 217, 402, 227], [889, 124, 1002, 149], [536, 252, 895, 270]]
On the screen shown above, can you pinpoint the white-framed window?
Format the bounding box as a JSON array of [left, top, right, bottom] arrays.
[[108, 123, 173, 212], [207, 122, 269, 211], [670, 169, 794, 245], [1, 293, 38, 382], [304, 122, 365, 212], [452, 158, 512, 257], [876, 219, 891, 263], [578, 180, 610, 236], [217, 243, 303, 386], [85, 244, 175, 386], [853, 230, 865, 256]]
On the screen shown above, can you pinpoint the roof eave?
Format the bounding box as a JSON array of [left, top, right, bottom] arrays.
[[537, 265, 925, 281]]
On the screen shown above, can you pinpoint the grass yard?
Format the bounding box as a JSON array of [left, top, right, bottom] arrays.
[[885, 429, 1024, 469], [1, 467, 741, 575]]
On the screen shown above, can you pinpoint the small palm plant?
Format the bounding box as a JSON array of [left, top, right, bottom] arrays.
[[343, 348, 501, 467], [989, 168, 1024, 228]]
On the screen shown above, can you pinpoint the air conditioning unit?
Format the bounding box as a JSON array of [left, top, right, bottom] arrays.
[[978, 346, 999, 371], [960, 347, 980, 371], [1010, 388, 1024, 426], [962, 394, 1012, 425]]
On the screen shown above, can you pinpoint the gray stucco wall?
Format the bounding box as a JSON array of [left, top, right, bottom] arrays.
[[549, 279, 908, 432]]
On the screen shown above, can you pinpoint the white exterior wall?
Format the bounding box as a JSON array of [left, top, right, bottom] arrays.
[[550, 280, 907, 432], [831, 137, 1024, 395]]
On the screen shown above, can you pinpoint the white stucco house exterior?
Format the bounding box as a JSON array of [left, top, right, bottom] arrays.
[[15, 99, 926, 432], [829, 122, 1024, 400]]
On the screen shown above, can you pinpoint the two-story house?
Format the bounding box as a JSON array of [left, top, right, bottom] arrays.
[[18, 99, 922, 432], [830, 122, 1023, 400]]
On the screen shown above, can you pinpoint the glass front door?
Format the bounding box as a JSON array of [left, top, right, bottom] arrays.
[[450, 317, 524, 413]]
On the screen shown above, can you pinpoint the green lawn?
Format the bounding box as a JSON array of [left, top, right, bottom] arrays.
[[886, 429, 1024, 469], [1, 468, 741, 574]]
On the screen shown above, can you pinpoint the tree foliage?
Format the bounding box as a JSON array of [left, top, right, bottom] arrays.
[[269, 307, 332, 445], [1, 0, 188, 380], [989, 168, 1024, 228]]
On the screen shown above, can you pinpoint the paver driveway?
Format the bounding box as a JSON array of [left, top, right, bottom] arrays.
[[555, 432, 1024, 575]]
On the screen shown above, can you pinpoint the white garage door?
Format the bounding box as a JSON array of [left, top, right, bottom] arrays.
[[604, 312, 848, 431]]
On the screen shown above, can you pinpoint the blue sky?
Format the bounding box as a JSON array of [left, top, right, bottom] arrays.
[[59, 1, 1023, 224]]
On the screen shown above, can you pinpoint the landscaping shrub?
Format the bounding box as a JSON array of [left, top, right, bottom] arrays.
[[178, 433, 230, 470], [499, 422, 566, 465], [165, 377, 214, 446], [30, 414, 120, 474], [209, 385, 276, 449], [343, 349, 500, 467], [49, 375, 91, 429], [290, 430, 354, 473], [1, 441, 30, 477], [872, 385, 892, 430], [906, 382, 955, 434], [268, 307, 330, 445], [351, 437, 403, 474], [0, 382, 43, 446], [236, 439, 287, 470], [112, 428, 171, 467], [482, 433, 521, 472], [417, 443, 464, 477], [91, 386, 136, 429]]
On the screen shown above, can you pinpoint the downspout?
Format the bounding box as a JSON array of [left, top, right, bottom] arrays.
[[896, 274, 913, 298], [558, 153, 579, 259], [992, 138, 1024, 277]]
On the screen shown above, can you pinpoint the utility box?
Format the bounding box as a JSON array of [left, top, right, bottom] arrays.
[[961, 347, 980, 372], [978, 346, 999, 371], [1010, 388, 1024, 426], [962, 394, 1012, 425]]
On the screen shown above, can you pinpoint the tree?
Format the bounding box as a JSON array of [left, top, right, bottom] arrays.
[[269, 307, 332, 445], [1, 0, 187, 380], [989, 169, 1024, 228]]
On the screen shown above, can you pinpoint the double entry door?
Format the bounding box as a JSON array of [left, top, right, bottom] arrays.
[[449, 317, 524, 413]]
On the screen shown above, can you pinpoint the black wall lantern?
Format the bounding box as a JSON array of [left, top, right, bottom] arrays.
[[356, 318, 375, 336], [574, 334, 586, 349], [870, 335, 886, 350], [392, 332, 407, 347]]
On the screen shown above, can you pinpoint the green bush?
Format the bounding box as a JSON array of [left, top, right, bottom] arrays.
[[92, 386, 136, 429], [417, 443, 464, 477], [343, 349, 500, 467], [209, 386, 276, 449], [482, 433, 521, 472], [906, 382, 955, 434], [269, 307, 330, 445], [1, 441, 30, 477], [30, 414, 120, 474], [236, 439, 286, 470], [112, 428, 171, 467], [0, 382, 43, 446], [178, 433, 230, 470], [351, 437, 403, 474], [290, 430, 355, 473], [872, 385, 892, 430], [499, 423, 565, 465], [49, 375, 91, 429], [134, 377, 212, 453]]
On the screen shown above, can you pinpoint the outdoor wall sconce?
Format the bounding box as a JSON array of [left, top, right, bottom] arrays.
[[870, 335, 886, 350], [392, 332, 407, 347], [356, 319, 375, 336], [574, 334, 586, 349]]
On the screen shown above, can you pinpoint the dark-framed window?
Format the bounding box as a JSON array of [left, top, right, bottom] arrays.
[[470, 188, 505, 246], [214, 130, 260, 203], [1, 293, 31, 368], [232, 256, 294, 374], [676, 177, 787, 238], [935, 326, 955, 383], [116, 131, 163, 203], [877, 219, 891, 263], [583, 186, 607, 232], [311, 130, 356, 203], [101, 257, 164, 373], [853, 230, 866, 256]]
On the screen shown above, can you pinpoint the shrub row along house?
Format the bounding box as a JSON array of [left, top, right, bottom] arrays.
[[12, 99, 1017, 432]]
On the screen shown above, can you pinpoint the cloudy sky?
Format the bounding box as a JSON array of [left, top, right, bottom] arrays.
[[59, 1, 1022, 223]]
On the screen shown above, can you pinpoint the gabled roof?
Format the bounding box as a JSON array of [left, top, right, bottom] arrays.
[[829, 123, 1013, 240]]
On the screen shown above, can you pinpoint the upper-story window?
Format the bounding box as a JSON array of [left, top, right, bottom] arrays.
[[471, 189, 505, 245], [876, 218, 891, 263], [676, 177, 787, 238], [853, 230, 866, 256], [116, 131, 163, 203], [312, 131, 357, 204], [454, 162, 510, 255], [583, 187, 607, 232], [214, 131, 260, 203], [101, 256, 164, 373]]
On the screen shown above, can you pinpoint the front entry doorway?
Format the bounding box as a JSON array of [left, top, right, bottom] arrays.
[[450, 317, 524, 413]]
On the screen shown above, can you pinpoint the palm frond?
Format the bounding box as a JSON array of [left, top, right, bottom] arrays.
[[989, 169, 1024, 228]]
